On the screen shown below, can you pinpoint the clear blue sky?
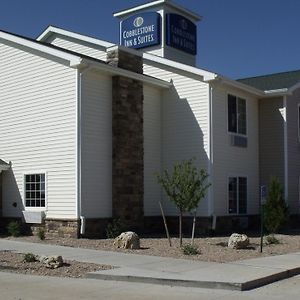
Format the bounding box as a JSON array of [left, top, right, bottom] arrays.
[[1, 0, 299, 79]]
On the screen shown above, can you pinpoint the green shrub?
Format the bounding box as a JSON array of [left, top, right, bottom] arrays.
[[182, 244, 200, 255], [263, 177, 288, 234], [157, 158, 210, 246], [106, 219, 125, 239], [37, 228, 45, 240], [265, 234, 280, 245], [23, 253, 37, 263], [7, 221, 21, 237]]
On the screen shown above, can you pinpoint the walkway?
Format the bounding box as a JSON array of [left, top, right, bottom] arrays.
[[0, 239, 299, 291]]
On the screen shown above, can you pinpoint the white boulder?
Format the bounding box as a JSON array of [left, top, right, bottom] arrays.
[[114, 231, 140, 249], [228, 233, 250, 249], [39, 255, 64, 269]]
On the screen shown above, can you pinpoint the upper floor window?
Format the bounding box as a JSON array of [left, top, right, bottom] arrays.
[[25, 173, 46, 208], [228, 94, 247, 135]]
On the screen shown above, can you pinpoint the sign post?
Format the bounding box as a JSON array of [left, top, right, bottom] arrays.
[[260, 185, 267, 253]]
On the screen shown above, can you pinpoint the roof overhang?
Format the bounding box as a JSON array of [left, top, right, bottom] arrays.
[[143, 53, 217, 81], [207, 76, 265, 97], [207, 76, 298, 98], [37, 26, 114, 48], [0, 30, 83, 68], [263, 88, 291, 98], [82, 57, 172, 89]]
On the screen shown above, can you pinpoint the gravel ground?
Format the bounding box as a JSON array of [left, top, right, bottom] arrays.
[[0, 250, 113, 278], [4, 233, 300, 263]]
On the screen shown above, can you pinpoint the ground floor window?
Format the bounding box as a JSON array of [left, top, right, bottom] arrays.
[[25, 174, 45, 208], [228, 176, 247, 214]]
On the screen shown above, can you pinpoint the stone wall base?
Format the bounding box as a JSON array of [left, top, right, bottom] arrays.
[[44, 219, 80, 238], [1, 214, 299, 238], [144, 216, 212, 235], [82, 218, 111, 238], [144, 215, 260, 236]]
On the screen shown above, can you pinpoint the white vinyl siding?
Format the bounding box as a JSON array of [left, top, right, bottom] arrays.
[[287, 89, 300, 212], [143, 62, 210, 216], [212, 85, 259, 216], [259, 97, 284, 190], [144, 85, 162, 216], [0, 42, 77, 219], [80, 71, 112, 218], [50, 36, 107, 61]]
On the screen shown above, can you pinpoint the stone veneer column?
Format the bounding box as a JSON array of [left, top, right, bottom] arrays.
[[107, 47, 144, 229]]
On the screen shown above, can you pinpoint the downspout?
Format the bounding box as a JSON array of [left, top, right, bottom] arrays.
[[208, 85, 215, 229], [283, 95, 288, 202], [76, 66, 91, 236]]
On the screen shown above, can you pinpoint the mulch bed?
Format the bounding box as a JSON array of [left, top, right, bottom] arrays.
[[0, 250, 113, 278]]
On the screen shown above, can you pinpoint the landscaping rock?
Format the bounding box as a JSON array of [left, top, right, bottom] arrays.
[[39, 255, 64, 269], [113, 231, 140, 249], [228, 233, 250, 249]]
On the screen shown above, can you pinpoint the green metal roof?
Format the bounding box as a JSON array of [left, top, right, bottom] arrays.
[[238, 70, 300, 91]]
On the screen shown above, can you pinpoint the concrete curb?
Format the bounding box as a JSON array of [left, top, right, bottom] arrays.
[[86, 272, 243, 290], [86, 267, 300, 291]]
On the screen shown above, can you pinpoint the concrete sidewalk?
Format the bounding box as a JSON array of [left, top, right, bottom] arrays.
[[1, 239, 300, 291]]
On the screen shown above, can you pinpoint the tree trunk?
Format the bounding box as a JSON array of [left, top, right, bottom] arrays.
[[191, 212, 196, 246], [179, 210, 183, 247], [159, 201, 172, 247]]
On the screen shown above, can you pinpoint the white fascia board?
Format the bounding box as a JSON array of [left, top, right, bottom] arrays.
[[287, 81, 300, 94], [0, 31, 83, 67], [37, 26, 115, 48], [143, 53, 217, 81], [210, 76, 265, 97], [262, 88, 291, 98], [113, 0, 201, 21], [82, 58, 171, 89]]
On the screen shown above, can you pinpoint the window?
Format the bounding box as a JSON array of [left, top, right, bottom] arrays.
[[228, 177, 247, 214], [25, 174, 45, 208], [228, 94, 247, 135]]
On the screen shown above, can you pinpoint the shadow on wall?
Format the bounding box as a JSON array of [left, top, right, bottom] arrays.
[[2, 167, 24, 218], [159, 85, 210, 216]]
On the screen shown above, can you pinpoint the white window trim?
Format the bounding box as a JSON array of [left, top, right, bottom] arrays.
[[227, 94, 248, 137], [227, 175, 248, 215], [23, 171, 47, 212]]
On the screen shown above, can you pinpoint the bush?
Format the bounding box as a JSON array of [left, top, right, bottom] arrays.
[[23, 253, 37, 263], [182, 244, 200, 255], [265, 234, 280, 245], [263, 177, 288, 234], [106, 219, 125, 239], [7, 221, 21, 237], [37, 228, 45, 240]]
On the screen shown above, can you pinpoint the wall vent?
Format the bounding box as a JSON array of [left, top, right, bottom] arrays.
[[230, 134, 247, 148]]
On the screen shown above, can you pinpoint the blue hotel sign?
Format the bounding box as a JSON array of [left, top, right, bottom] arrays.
[[121, 12, 161, 49], [166, 13, 197, 55]]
